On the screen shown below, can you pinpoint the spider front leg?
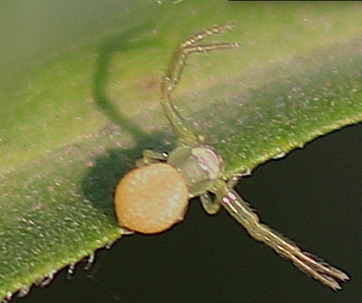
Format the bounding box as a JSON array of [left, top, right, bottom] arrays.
[[160, 24, 240, 146], [213, 180, 349, 290]]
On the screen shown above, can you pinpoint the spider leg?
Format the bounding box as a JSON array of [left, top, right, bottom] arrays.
[[200, 192, 221, 215], [161, 24, 240, 146], [135, 150, 168, 167], [214, 180, 349, 290], [200, 176, 241, 215]]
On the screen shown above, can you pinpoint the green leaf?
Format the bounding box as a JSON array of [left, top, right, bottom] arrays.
[[1, 1, 361, 300]]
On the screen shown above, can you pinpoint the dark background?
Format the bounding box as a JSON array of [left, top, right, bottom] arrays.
[[12, 123, 361, 303]]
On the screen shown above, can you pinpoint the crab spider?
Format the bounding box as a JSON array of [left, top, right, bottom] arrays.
[[114, 24, 349, 290]]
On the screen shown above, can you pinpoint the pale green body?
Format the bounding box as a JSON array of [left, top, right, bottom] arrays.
[[168, 145, 223, 197]]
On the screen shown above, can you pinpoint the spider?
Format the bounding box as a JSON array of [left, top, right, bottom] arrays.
[[114, 24, 349, 290]]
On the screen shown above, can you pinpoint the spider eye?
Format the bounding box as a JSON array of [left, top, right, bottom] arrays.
[[114, 163, 189, 234]]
